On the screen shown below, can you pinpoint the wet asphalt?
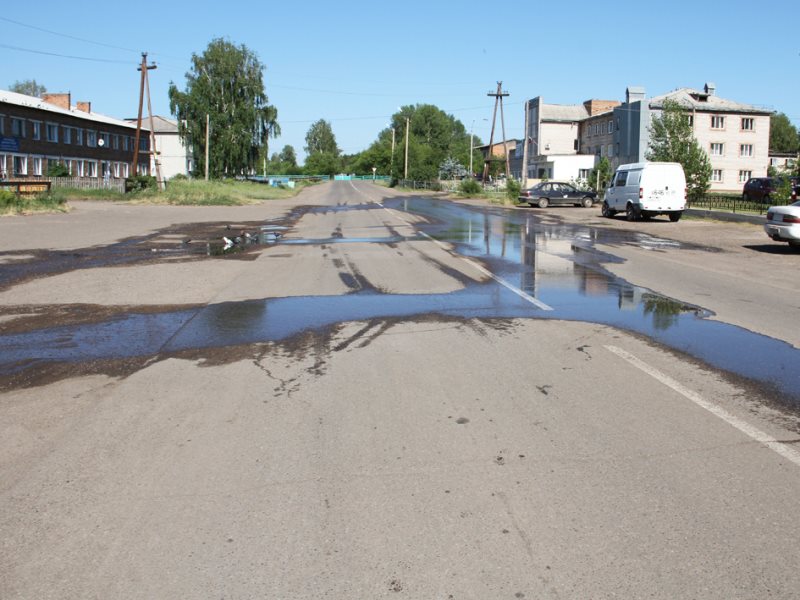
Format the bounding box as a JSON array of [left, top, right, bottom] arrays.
[[1, 187, 798, 408]]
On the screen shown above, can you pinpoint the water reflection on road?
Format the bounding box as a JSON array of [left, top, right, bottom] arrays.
[[1, 196, 799, 406]]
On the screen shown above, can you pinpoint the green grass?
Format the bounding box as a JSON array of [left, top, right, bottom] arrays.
[[40, 178, 314, 207], [0, 190, 68, 215]]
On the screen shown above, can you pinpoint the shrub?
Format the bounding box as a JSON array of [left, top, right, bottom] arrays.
[[125, 175, 157, 193], [505, 178, 521, 200], [0, 189, 17, 208], [458, 178, 482, 196], [47, 163, 71, 177]]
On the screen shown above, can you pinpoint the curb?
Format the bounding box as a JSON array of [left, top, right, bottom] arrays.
[[685, 209, 765, 225]]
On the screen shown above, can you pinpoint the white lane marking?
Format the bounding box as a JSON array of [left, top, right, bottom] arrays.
[[381, 205, 553, 311], [605, 345, 800, 468]]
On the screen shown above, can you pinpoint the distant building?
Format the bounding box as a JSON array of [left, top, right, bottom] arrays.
[[0, 90, 149, 180], [125, 115, 193, 180], [521, 84, 773, 192]]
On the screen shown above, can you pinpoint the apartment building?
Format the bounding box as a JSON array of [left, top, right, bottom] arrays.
[[0, 89, 150, 181], [522, 84, 772, 192]]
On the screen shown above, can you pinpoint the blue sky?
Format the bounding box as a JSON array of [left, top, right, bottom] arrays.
[[3, 0, 798, 164]]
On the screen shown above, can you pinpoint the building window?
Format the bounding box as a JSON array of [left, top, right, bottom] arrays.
[[122, 136, 129, 151], [579, 169, 590, 180], [741, 118, 754, 131], [33, 157, 42, 176], [63, 127, 72, 145], [0, 153, 6, 177], [113, 162, 121, 178], [13, 155, 27, 176], [608, 120, 613, 133], [86, 130, 97, 147], [740, 144, 753, 157], [139, 137, 148, 152], [31, 121, 42, 140], [711, 169, 723, 182], [100, 132, 111, 148], [83, 160, 98, 177], [123, 163, 130, 178], [710, 143, 725, 156], [12, 118, 26, 138], [113, 134, 120, 150], [739, 170, 752, 183], [76, 128, 83, 145], [46, 123, 59, 143], [0, 114, 4, 135], [607, 144, 613, 157], [686, 115, 694, 127], [711, 115, 725, 129]]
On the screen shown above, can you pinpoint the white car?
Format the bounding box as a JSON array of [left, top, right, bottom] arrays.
[[764, 201, 800, 248]]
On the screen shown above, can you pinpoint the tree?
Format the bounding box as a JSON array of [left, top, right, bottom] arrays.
[[279, 145, 297, 167], [647, 99, 711, 200], [10, 79, 46, 97], [305, 120, 339, 156], [587, 156, 613, 194], [769, 112, 800, 154], [168, 38, 279, 178], [304, 151, 341, 176]]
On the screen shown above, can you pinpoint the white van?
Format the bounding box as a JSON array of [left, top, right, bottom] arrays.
[[602, 162, 687, 222]]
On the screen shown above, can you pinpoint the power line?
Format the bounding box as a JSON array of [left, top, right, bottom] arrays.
[[0, 16, 139, 54], [0, 43, 135, 65]]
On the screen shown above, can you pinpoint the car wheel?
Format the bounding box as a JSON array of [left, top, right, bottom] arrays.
[[626, 204, 639, 222], [669, 211, 682, 222], [581, 197, 593, 208], [601, 201, 614, 218], [538, 198, 549, 209]]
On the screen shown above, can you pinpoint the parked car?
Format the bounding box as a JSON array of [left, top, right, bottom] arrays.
[[602, 162, 686, 221], [764, 200, 800, 248], [519, 182, 596, 208], [742, 177, 800, 203]]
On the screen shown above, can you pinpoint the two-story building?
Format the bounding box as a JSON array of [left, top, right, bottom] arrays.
[[125, 115, 192, 180], [0, 89, 149, 181]]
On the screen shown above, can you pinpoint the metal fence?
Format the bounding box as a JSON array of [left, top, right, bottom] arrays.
[[688, 195, 793, 215], [47, 177, 126, 193]]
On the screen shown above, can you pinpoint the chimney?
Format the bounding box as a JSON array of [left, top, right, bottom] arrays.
[[704, 82, 716, 96], [626, 86, 646, 104], [42, 93, 71, 110], [76, 101, 92, 113]]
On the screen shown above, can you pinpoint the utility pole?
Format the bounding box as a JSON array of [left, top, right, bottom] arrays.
[[390, 127, 396, 179], [483, 82, 511, 183], [132, 53, 156, 177], [141, 56, 162, 189], [204, 114, 210, 181], [404, 117, 410, 180], [522, 99, 530, 189]]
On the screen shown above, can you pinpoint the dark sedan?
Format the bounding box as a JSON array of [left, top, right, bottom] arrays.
[[519, 181, 597, 208]]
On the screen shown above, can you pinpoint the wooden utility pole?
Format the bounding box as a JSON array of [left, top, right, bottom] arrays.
[[132, 53, 156, 177], [404, 117, 410, 180], [522, 99, 530, 189], [482, 82, 511, 183], [142, 57, 162, 189], [205, 114, 210, 181]]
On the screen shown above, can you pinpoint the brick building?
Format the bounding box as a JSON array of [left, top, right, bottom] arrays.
[[0, 89, 150, 181]]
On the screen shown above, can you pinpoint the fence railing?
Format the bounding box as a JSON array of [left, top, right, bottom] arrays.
[[47, 177, 126, 193], [688, 195, 793, 214]]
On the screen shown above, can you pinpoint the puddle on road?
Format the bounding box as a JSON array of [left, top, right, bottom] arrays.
[[1, 197, 799, 409]]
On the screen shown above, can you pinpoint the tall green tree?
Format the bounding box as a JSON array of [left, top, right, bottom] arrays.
[[391, 105, 473, 180], [647, 99, 711, 200], [168, 38, 279, 178], [769, 112, 800, 153], [279, 145, 297, 167], [305, 120, 339, 156], [10, 79, 46, 97]]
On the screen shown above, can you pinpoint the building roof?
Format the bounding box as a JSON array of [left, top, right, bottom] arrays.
[[540, 103, 589, 123], [125, 115, 178, 133], [0, 89, 142, 130], [648, 87, 773, 115]]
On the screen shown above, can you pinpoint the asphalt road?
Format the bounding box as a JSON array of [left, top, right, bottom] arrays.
[[2, 181, 799, 599]]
